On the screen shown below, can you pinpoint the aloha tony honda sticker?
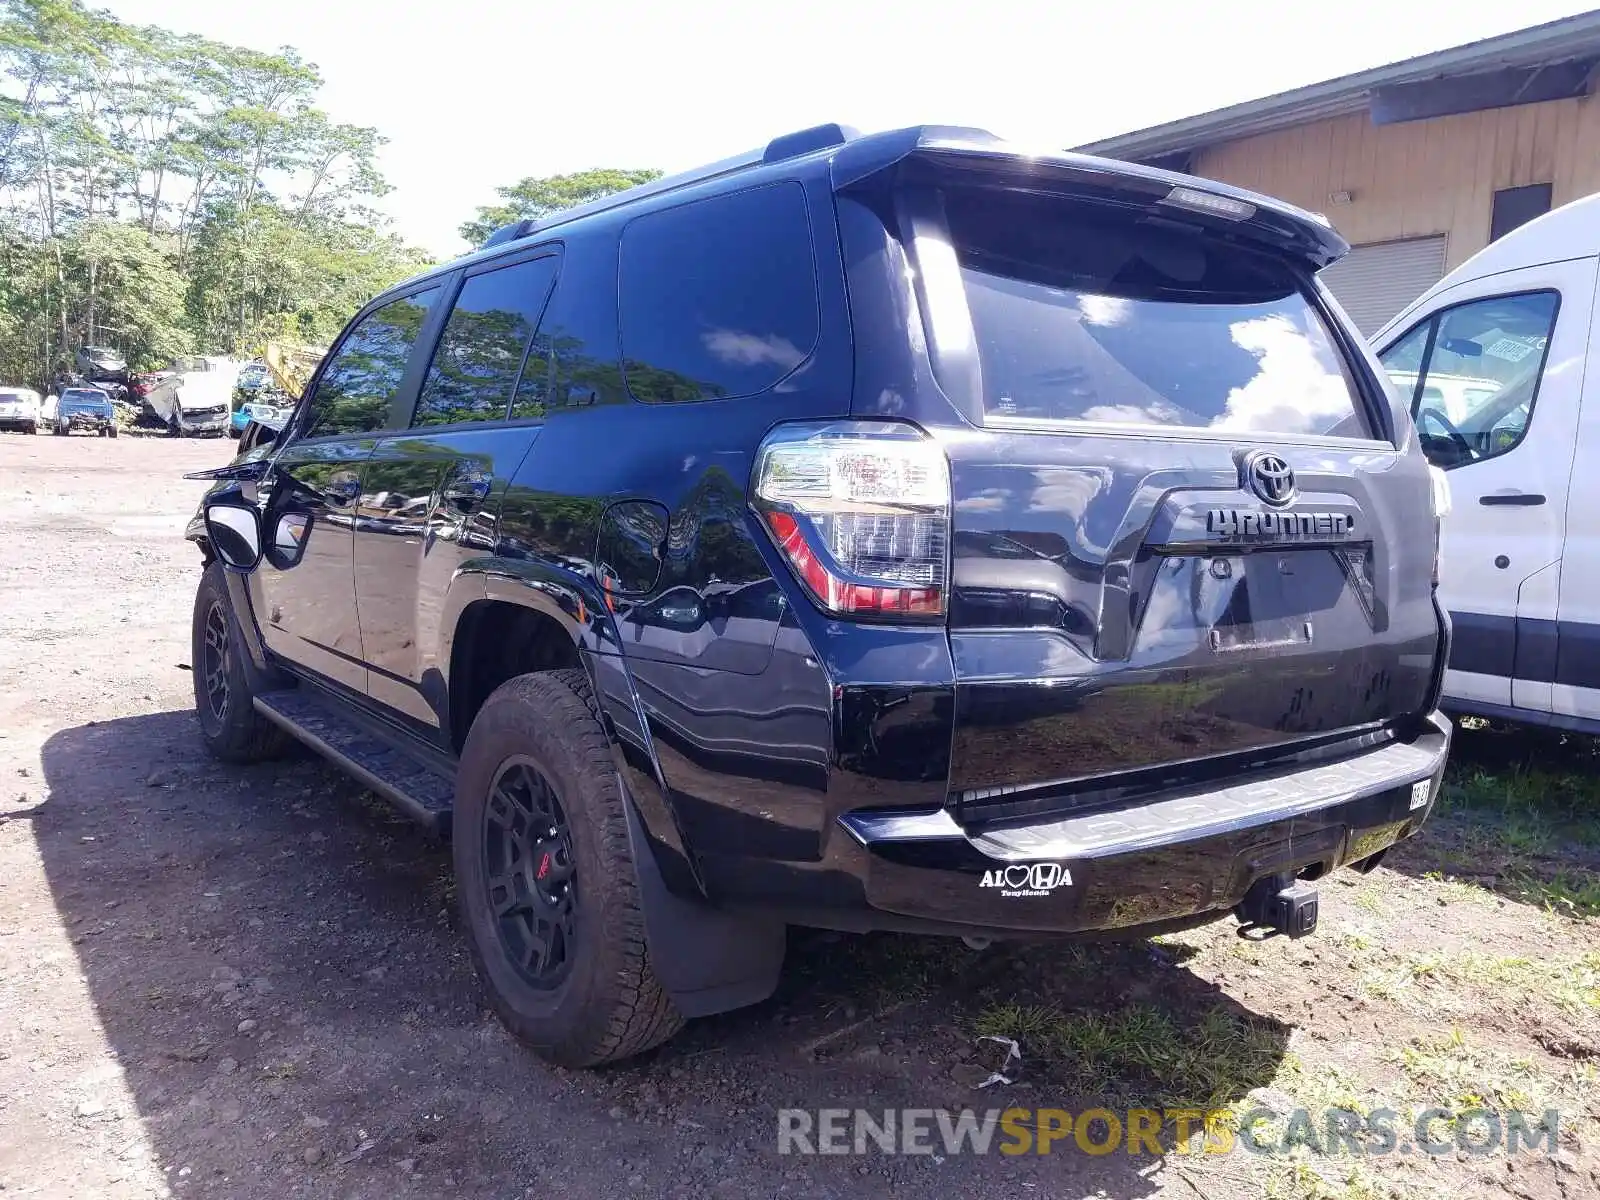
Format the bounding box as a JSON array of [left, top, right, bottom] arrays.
[[979, 863, 1072, 898]]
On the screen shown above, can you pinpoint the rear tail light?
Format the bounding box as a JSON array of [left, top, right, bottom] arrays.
[[752, 421, 950, 620]]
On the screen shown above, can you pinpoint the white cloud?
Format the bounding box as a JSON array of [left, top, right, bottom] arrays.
[[1209, 314, 1354, 435], [702, 329, 803, 369]]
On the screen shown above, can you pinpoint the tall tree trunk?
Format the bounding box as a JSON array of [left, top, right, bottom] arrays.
[[86, 257, 97, 347]]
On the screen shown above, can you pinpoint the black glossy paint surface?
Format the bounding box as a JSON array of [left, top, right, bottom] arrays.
[[354, 426, 540, 728], [251, 438, 375, 693]]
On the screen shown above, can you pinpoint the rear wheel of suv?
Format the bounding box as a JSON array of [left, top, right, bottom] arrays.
[[191, 562, 290, 764], [454, 669, 684, 1067]]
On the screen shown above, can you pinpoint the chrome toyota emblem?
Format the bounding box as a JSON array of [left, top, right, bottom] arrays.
[[1245, 452, 1296, 506]]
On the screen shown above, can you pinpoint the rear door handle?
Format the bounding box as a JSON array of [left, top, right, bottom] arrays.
[[1479, 492, 1545, 506]]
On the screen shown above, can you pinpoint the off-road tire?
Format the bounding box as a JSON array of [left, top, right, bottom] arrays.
[[191, 562, 290, 764], [454, 668, 684, 1067], [107, 424, 118, 438]]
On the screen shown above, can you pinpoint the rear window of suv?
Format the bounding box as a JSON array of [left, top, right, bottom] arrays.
[[942, 187, 1372, 439]]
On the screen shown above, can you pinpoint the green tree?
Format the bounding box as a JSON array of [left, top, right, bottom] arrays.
[[0, 0, 432, 384], [458, 167, 662, 246]]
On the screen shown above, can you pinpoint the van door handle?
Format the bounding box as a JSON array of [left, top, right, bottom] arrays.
[[1479, 492, 1545, 506]]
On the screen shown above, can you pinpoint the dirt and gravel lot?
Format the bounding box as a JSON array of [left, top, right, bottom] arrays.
[[1, 432, 1597, 1200]]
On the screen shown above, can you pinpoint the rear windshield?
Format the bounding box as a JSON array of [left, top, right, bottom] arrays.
[[942, 188, 1372, 439]]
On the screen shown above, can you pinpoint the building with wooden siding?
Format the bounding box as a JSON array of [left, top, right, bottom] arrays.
[[1077, 13, 1600, 333]]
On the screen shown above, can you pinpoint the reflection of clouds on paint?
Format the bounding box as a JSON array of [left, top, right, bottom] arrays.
[[1078, 294, 1131, 327], [1079, 399, 1187, 425], [702, 329, 803, 369], [1027, 468, 1107, 514], [956, 488, 1010, 513], [1210, 315, 1352, 434]]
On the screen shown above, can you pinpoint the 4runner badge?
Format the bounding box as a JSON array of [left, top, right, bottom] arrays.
[[1207, 508, 1354, 541], [979, 863, 1072, 898]]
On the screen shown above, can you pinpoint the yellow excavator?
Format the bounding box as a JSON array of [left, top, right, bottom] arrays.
[[261, 341, 326, 400]]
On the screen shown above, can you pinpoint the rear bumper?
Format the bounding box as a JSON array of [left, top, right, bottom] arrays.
[[826, 711, 1450, 936]]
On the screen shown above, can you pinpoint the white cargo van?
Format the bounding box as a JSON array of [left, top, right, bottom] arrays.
[[1372, 193, 1600, 732]]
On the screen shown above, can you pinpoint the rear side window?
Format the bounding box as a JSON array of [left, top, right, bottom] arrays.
[[414, 256, 558, 426], [943, 188, 1372, 439], [511, 244, 620, 419], [306, 289, 438, 438], [618, 182, 819, 403]]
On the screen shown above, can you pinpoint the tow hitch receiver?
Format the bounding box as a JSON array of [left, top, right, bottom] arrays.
[[1236, 875, 1320, 938]]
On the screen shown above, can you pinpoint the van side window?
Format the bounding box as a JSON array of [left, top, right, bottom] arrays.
[[617, 182, 819, 403], [413, 257, 558, 427], [1378, 291, 1558, 470], [305, 288, 439, 438]]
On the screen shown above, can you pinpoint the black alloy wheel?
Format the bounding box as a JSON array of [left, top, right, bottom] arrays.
[[483, 758, 578, 987], [200, 598, 231, 724]]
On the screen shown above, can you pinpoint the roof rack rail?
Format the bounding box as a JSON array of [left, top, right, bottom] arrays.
[[475, 123, 858, 249]]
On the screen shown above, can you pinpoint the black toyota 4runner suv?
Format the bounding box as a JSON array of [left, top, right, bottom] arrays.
[[186, 124, 1452, 1066]]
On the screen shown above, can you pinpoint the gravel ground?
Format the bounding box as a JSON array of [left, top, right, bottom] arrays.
[[1, 433, 1595, 1200]]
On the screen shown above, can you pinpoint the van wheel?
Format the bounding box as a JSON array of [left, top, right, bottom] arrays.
[[454, 669, 684, 1067], [191, 562, 290, 764]]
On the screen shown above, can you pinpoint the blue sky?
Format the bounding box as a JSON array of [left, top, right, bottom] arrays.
[[105, 0, 1600, 258]]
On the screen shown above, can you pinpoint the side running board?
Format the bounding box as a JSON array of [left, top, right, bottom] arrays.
[[254, 688, 455, 835]]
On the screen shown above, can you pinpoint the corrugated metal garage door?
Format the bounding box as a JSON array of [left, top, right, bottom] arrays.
[[1319, 236, 1448, 335]]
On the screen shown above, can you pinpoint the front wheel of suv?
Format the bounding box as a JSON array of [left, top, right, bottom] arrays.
[[191, 562, 290, 763], [454, 669, 684, 1067]]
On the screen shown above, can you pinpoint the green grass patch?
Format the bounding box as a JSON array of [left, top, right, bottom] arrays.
[[973, 1000, 1285, 1108]]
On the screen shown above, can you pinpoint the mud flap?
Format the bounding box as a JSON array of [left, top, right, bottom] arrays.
[[621, 787, 786, 1018]]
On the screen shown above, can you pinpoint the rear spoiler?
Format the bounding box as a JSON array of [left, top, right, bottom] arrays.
[[828, 126, 1349, 270]]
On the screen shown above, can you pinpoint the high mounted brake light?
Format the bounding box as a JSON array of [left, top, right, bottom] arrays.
[[752, 421, 950, 620], [1160, 185, 1255, 222]]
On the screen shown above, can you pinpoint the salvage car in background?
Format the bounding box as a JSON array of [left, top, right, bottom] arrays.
[[145, 357, 239, 437], [230, 398, 293, 441], [75, 345, 128, 383], [0, 386, 42, 434], [54, 387, 118, 436]]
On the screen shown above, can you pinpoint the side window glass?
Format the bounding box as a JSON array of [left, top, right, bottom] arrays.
[[617, 182, 819, 403], [305, 289, 438, 438], [1387, 291, 1559, 469], [414, 257, 558, 427], [511, 243, 620, 420], [1377, 320, 1432, 409]]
